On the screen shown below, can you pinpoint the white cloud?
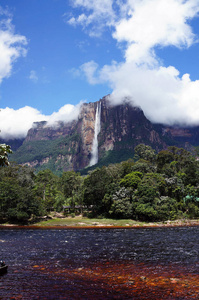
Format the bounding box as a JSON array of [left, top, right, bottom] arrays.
[[99, 62, 199, 125], [0, 8, 27, 83], [113, 0, 198, 65], [67, 0, 116, 36], [0, 103, 82, 140], [71, 0, 199, 126], [47, 102, 82, 126], [29, 70, 38, 83], [80, 60, 100, 84], [0, 107, 47, 140]]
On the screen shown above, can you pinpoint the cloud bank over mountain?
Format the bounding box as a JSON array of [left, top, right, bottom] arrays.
[[2, 1, 199, 140], [71, 0, 199, 125], [0, 95, 82, 139], [0, 107, 46, 140], [0, 103, 82, 140]]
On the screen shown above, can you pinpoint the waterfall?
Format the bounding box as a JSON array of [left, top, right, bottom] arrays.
[[90, 102, 101, 166]]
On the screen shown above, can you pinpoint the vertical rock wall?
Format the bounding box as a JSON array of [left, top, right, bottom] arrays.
[[13, 96, 169, 171]]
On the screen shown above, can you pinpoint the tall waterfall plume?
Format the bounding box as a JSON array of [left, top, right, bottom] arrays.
[[90, 102, 101, 166]]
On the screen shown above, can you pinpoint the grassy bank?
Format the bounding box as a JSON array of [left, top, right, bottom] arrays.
[[34, 216, 144, 227], [32, 215, 199, 228], [1, 213, 199, 228]]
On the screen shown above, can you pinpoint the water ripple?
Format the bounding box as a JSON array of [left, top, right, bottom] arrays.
[[0, 227, 199, 299]]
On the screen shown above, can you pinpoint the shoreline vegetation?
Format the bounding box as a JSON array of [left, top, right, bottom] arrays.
[[1, 215, 199, 228], [2, 145, 199, 224]]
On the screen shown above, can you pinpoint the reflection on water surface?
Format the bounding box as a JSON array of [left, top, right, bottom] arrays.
[[0, 227, 199, 299]]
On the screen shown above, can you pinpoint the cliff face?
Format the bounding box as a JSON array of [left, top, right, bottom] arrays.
[[11, 101, 97, 172], [162, 126, 199, 146], [25, 120, 77, 141], [99, 97, 166, 154], [11, 96, 193, 173]]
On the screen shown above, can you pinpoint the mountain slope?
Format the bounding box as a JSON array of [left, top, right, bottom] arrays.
[[9, 96, 198, 173]]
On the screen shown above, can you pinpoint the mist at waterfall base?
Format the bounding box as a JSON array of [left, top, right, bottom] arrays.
[[89, 102, 101, 166], [1, 226, 199, 299]]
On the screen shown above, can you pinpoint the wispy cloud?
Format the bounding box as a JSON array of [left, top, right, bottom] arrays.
[[80, 60, 100, 84], [29, 70, 38, 83], [70, 0, 199, 126], [0, 7, 27, 84], [67, 0, 117, 36]]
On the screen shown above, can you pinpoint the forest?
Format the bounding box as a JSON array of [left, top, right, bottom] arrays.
[[1, 143, 199, 224]]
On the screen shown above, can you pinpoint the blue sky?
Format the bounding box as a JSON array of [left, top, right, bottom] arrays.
[[0, 0, 117, 113], [1, 0, 199, 139]]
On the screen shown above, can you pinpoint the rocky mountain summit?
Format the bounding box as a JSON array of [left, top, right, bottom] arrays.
[[9, 96, 199, 173]]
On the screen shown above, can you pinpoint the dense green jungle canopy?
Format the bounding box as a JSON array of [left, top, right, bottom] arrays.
[[1, 144, 199, 223]]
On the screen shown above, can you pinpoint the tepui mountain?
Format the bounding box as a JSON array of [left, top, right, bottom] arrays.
[[4, 95, 199, 173]]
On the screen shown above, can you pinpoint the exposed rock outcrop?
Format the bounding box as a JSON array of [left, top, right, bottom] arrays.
[[10, 96, 199, 172]]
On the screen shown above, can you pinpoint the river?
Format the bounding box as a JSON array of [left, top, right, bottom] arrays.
[[0, 226, 199, 299]]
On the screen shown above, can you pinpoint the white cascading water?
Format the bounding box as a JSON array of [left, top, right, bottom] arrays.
[[90, 102, 101, 166]]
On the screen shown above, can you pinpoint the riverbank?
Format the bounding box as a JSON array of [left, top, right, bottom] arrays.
[[1, 215, 199, 228], [33, 216, 199, 227]]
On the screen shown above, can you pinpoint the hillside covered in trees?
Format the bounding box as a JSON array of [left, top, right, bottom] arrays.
[[1, 144, 199, 224]]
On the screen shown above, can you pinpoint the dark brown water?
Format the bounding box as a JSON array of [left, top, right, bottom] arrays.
[[0, 227, 199, 299]]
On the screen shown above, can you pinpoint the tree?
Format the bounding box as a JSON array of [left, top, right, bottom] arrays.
[[59, 171, 83, 208], [34, 169, 59, 212], [109, 187, 132, 219], [59, 171, 83, 213], [131, 159, 153, 174], [0, 144, 12, 166], [119, 159, 134, 177], [136, 173, 164, 203], [53, 191, 66, 212], [156, 150, 174, 172], [134, 144, 156, 162], [0, 163, 43, 222], [133, 203, 158, 221], [120, 171, 143, 189], [83, 167, 113, 214]]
